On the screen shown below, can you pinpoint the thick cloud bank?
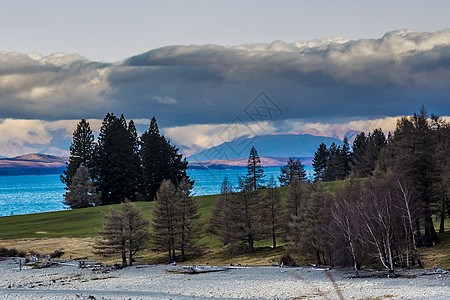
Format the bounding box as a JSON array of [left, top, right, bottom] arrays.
[[1, 29, 450, 127]]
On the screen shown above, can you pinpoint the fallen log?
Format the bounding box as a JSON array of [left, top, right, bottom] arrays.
[[166, 265, 230, 274]]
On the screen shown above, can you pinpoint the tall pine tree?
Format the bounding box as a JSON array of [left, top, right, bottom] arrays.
[[350, 129, 387, 177], [312, 143, 328, 182], [94, 113, 141, 205], [61, 119, 95, 189], [375, 107, 439, 246], [140, 117, 189, 201], [279, 157, 307, 186], [246, 146, 265, 191]]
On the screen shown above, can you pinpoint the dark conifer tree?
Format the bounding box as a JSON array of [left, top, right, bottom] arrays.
[[375, 107, 439, 246], [324, 142, 340, 181], [350, 132, 369, 176], [127, 120, 143, 199], [61, 119, 95, 189], [140, 117, 189, 201], [340, 137, 352, 178], [246, 146, 265, 190], [279, 157, 307, 186], [351, 129, 387, 177], [94, 113, 141, 205], [312, 143, 329, 182]]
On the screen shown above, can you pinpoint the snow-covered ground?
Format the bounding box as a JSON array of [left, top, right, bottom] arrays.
[[0, 259, 449, 299]]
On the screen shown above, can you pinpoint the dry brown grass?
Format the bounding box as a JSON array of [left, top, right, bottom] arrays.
[[2, 232, 449, 269], [0, 238, 99, 260], [419, 231, 450, 269], [0, 238, 286, 266]]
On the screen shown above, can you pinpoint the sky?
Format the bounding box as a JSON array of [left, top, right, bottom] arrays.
[[0, 0, 450, 157]]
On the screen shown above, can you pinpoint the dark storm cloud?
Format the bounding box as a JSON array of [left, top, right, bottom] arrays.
[[1, 29, 450, 125], [107, 30, 450, 125]]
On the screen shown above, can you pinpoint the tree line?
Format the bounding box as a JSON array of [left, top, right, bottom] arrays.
[[62, 109, 449, 272], [93, 146, 271, 265], [61, 113, 189, 207], [301, 107, 450, 273], [206, 108, 449, 273]]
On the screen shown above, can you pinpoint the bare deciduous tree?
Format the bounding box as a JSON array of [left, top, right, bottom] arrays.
[[151, 178, 200, 262], [94, 200, 149, 266]]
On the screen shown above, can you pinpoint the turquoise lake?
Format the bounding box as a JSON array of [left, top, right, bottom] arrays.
[[0, 167, 314, 217]]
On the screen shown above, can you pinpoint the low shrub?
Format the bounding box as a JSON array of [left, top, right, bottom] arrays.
[[279, 253, 297, 267], [50, 249, 65, 259], [0, 246, 26, 258]]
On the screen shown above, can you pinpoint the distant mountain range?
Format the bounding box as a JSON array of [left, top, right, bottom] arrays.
[[0, 129, 358, 175], [189, 156, 313, 169], [188, 132, 349, 161], [0, 154, 67, 176]]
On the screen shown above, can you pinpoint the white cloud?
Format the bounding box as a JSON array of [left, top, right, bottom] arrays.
[[152, 95, 178, 105], [0, 119, 52, 145], [163, 121, 276, 148], [0, 118, 106, 157]]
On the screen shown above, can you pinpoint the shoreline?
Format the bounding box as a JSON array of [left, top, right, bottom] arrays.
[[1, 259, 449, 300]]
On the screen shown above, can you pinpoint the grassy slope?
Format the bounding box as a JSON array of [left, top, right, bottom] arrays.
[[0, 194, 217, 240], [1, 180, 448, 268]]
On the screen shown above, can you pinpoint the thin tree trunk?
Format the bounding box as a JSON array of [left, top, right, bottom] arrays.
[[327, 251, 334, 268], [122, 250, 127, 266], [446, 199, 450, 219], [397, 179, 422, 267], [424, 210, 440, 246], [129, 235, 133, 266], [315, 250, 322, 266], [248, 235, 254, 254], [272, 201, 276, 248], [439, 201, 446, 233]]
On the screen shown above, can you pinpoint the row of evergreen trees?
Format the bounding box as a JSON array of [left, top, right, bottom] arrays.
[[312, 129, 388, 182], [61, 114, 189, 207]]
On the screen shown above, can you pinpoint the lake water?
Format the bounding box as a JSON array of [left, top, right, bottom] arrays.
[[0, 167, 314, 217]]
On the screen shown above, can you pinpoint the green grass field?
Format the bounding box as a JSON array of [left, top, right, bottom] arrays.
[[0, 194, 216, 240]]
